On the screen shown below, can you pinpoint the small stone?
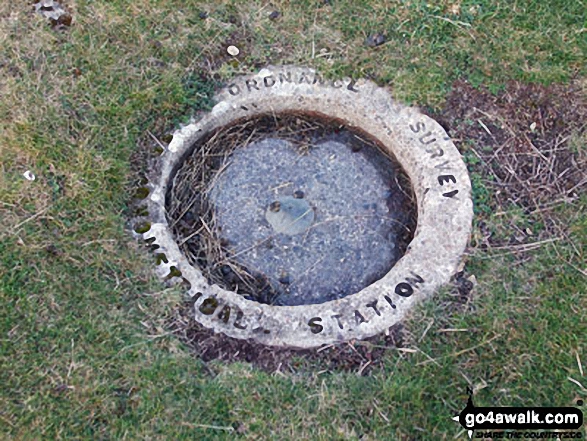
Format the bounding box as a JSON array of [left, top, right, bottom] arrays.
[[227, 45, 240, 56], [269, 201, 281, 212], [365, 33, 386, 47], [448, 3, 461, 15], [34, 0, 71, 26], [220, 265, 232, 276], [467, 274, 477, 287], [56, 13, 72, 27]]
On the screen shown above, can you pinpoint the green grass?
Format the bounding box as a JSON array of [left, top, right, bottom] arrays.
[[1, 1, 586, 439]]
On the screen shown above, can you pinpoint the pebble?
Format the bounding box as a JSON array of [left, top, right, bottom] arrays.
[[365, 33, 386, 47], [278, 273, 291, 285], [227, 45, 240, 56]]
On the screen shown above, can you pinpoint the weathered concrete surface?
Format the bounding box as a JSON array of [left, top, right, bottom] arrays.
[[143, 65, 473, 348], [209, 137, 406, 306]]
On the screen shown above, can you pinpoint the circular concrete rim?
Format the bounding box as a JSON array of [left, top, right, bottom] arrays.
[[143, 65, 473, 349]]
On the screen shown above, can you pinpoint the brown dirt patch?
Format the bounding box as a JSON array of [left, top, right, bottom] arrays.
[[432, 79, 586, 249], [435, 79, 586, 211], [166, 297, 406, 374]]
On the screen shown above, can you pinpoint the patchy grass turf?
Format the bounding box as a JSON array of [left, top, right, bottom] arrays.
[[1, 0, 585, 439]]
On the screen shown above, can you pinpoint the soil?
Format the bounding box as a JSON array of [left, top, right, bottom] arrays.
[[432, 79, 585, 219], [167, 297, 406, 375]]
